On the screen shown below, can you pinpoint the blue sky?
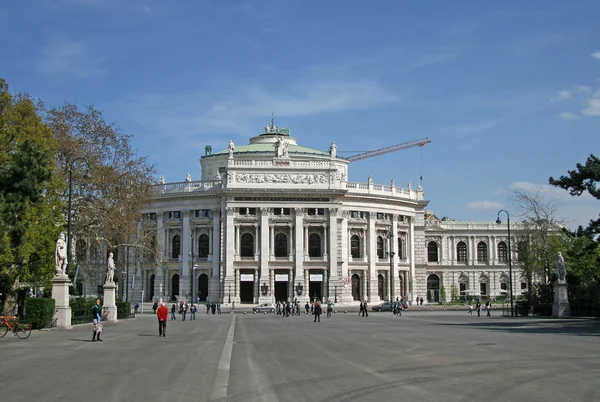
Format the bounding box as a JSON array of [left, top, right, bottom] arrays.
[[1, 1, 599, 228]]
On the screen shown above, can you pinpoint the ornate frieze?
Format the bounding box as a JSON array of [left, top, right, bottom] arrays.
[[235, 173, 328, 185]]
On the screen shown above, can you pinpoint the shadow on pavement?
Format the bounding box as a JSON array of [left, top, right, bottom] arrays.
[[435, 318, 600, 336]]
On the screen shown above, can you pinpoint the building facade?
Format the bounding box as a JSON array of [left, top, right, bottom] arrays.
[[77, 122, 529, 305]]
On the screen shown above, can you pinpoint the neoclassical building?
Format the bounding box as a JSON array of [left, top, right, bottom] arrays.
[[95, 121, 528, 306]]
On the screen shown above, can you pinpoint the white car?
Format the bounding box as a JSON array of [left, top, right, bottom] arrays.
[[253, 303, 276, 313]]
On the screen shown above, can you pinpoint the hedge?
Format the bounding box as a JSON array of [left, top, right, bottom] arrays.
[[25, 298, 56, 329], [116, 301, 131, 319], [71, 297, 97, 324]]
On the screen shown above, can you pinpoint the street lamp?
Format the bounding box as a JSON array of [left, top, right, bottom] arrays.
[[190, 234, 195, 304], [66, 158, 91, 277], [334, 285, 337, 303], [496, 210, 514, 317], [228, 284, 231, 304]]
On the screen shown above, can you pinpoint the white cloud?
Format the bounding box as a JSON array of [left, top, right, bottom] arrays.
[[591, 51, 600, 60], [122, 79, 400, 138], [558, 111, 579, 120], [467, 200, 504, 210], [581, 97, 600, 116], [549, 85, 590, 103], [38, 37, 104, 77]]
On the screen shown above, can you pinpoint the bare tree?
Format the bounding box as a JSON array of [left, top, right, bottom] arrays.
[[510, 187, 564, 284]]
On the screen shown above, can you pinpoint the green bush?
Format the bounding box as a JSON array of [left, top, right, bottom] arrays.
[[516, 300, 530, 316], [116, 301, 131, 319], [25, 298, 55, 329], [71, 297, 97, 325]]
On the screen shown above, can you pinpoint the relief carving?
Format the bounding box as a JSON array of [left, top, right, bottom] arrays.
[[235, 173, 328, 185]]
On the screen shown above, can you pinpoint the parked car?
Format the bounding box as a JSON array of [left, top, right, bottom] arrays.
[[372, 302, 393, 312], [253, 303, 276, 313]]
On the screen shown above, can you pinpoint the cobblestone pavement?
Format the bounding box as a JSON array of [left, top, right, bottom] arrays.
[[1, 311, 599, 402]]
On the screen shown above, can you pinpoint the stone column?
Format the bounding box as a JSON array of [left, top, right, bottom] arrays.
[[328, 208, 338, 301], [222, 207, 235, 303], [181, 210, 191, 301], [155, 214, 165, 301], [103, 282, 118, 322], [51, 274, 72, 329], [294, 208, 304, 293], [259, 208, 270, 303], [367, 212, 376, 302]]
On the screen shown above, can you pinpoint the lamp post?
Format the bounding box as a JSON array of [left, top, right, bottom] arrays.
[[496, 209, 514, 317], [190, 234, 195, 304], [334, 285, 337, 303], [228, 284, 231, 304], [66, 158, 91, 277]]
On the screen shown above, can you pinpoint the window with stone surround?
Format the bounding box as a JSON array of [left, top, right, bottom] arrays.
[[427, 241, 438, 262], [240, 233, 254, 257], [239, 208, 256, 215], [477, 242, 488, 262], [377, 236, 384, 258], [274, 233, 288, 257], [397, 238, 404, 259], [309, 233, 321, 257], [351, 235, 361, 258], [273, 208, 291, 216], [171, 235, 181, 258], [456, 241, 467, 263], [497, 241, 508, 262], [198, 234, 209, 258], [307, 208, 324, 216]]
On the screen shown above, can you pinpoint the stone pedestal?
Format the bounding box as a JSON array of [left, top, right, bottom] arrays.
[[51, 274, 72, 329], [103, 282, 118, 323], [552, 280, 571, 318]]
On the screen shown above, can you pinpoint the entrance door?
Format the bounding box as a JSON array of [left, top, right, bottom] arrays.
[[198, 274, 209, 301], [149, 274, 155, 301], [427, 274, 440, 303], [171, 274, 180, 301], [239, 273, 254, 303], [351, 274, 361, 301], [274, 272, 289, 301], [309, 271, 323, 301]]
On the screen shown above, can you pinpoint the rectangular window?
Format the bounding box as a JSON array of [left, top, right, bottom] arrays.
[[351, 211, 363, 219], [521, 282, 527, 290], [239, 208, 257, 215], [377, 213, 386, 220], [169, 211, 181, 219], [273, 208, 291, 216], [195, 209, 210, 218], [307, 208, 325, 216], [479, 282, 487, 295]]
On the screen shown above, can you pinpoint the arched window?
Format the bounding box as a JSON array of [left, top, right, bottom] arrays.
[[75, 239, 86, 262], [240, 233, 254, 257], [427, 241, 438, 262], [377, 236, 384, 258], [397, 238, 403, 259], [274, 233, 288, 257], [171, 235, 181, 259], [198, 234, 209, 258], [477, 242, 488, 262], [351, 235, 361, 258], [456, 241, 467, 262], [308, 233, 321, 257], [497, 241, 508, 262]]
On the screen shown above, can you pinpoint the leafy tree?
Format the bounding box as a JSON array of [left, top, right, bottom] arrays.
[[0, 78, 63, 309], [44, 103, 157, 286], [549, 154, 600, 238]]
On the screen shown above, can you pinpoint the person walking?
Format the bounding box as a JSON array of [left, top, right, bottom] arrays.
[[305, 302, 310, 315], [313, 301, 322, 322], [171, 303, 177, 320], [485, 299, 491, 317], [182, 302, 188, 321], [157, 302, 168, 337], [217, 302, 222, 315], [152, 300, 158, 315], [206, 301, 210, 314], [326, 300, 333, 318], [92, 299, 102, 342], [190, 304, 197, 320], [476, 301, 481, 317], [362, 300, 369, 317]]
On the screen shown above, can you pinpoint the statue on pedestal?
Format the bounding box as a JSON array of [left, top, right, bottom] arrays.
[[274, 135, 289, 158], [159, 175, 165, 184], [556, 252, 567, 282], [106, 252, 115, 284], [228, 140, 235, 158], [54, 233, 68, 276], [185, 173, 192, 182]]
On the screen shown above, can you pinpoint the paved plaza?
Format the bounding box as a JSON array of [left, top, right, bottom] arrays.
[[1, 310, 599, 402]]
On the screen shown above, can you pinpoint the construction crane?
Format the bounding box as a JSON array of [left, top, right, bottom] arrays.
[[346, 137, 431, 162]]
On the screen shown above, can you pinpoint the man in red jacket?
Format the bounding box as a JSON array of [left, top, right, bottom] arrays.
[[156, 302, 169, 337]]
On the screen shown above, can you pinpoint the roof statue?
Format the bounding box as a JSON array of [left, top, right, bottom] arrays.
[[186, 173, 192, 182], [274, 134, 289, 158], [228, 140, 235, 159], [329, 142, 337, 158], [159, 175, 165, 184]]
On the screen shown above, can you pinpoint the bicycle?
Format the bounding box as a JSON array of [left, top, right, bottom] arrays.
[[0, 315, 32, 339]]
